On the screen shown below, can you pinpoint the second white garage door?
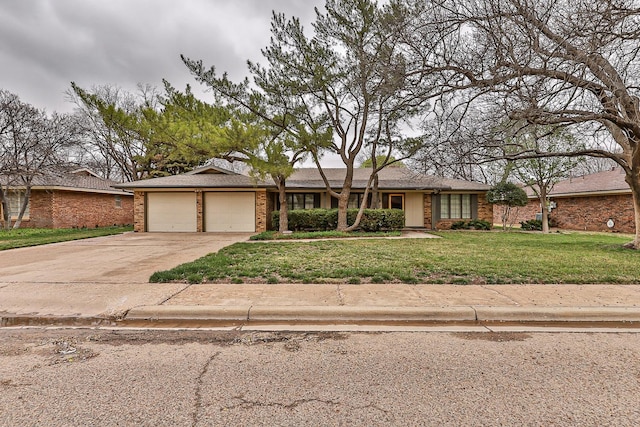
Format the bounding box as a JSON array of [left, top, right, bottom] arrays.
[[204, 192, 256, 232]]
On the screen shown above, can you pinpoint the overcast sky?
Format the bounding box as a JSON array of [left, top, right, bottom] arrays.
[[0, 0, 323, 113]]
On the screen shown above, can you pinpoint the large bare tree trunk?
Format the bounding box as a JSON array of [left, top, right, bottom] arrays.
[[12, 186, 31, 229], [624, 170, 640, 249], [540, 187, 549, 234]]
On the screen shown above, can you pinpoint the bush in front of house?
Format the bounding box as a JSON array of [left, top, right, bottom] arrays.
[[450, 219, 492, 230], [356, 209, 405, 231], [520, 219, 543, 231], [272, 208, 404, 232]]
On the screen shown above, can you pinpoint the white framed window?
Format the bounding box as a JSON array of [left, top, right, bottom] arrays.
[[1, 190, 30, 219], [440, 194, 472, 219]]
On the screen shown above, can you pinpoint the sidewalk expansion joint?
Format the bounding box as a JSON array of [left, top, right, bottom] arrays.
[[336, 285, 345, 306]]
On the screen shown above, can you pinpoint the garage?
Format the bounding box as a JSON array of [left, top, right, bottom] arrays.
[[205, 192, 256, 232], [146, 192, 197, 232]]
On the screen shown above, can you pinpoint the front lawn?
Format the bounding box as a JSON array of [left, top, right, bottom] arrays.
[[250, 230, 402, 240], [150, 231, 640, 284], [0, 226, 133, 250]]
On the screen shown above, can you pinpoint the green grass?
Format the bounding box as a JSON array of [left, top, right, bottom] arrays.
[[250, 230, 402, 240], [0, 226, 133, 250], [150, 231, 640, 285]]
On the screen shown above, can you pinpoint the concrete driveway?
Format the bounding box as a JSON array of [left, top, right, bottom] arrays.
[[0, 232, 251, 318], [0, 232, 251, 283]]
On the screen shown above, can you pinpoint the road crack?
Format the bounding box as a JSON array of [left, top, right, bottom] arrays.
[[221, 395, 340, 411], [192, 351, 220, 427]]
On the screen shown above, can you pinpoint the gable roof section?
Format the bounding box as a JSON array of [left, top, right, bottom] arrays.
[[540, 167, 630, 198], [286, 168, 490, 191], [115, 172, 269, 189], [1, 170, 130, 195], [115, 167, 490, 192]]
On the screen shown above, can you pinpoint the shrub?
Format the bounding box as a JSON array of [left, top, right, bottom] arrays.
[[450, 219, 491, 230], [467, 219, 492, 230], [520, 219, 542, 231], [451, 220, 469, 230], [271, 208, 404, 231]]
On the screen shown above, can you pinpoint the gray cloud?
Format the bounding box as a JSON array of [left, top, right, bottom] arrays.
[[0, 0, 322, 112]]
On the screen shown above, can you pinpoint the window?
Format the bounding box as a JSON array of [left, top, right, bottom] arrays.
[[115, 195, 122, 208], [331, 193, 369, 209], [284, 193, 320, 210], [439, 194, 472, 219], [1, 190, 30, 219]]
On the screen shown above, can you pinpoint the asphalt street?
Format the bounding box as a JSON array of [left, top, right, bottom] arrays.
[[1, 329, 639, 426]]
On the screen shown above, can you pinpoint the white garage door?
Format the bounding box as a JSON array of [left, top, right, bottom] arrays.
[[205, 192, 255, 232], [147, 192, 197, 232]]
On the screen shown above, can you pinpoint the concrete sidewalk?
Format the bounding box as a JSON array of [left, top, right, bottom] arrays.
[[3, 282, 640, 329]]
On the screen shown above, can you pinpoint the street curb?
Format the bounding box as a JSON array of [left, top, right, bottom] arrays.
[[4, 306, 640, 329], [475, 306, 640, 323], [1, 315, 115, 328], [123, 305, 251, 325], [248, 305, 476, 323]]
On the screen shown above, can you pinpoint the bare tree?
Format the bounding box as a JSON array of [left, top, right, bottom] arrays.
[[68, 83, 157, 182], [406, 0, 640, 248], [511, 126, 585, 232], [0, 90, 79, 229]]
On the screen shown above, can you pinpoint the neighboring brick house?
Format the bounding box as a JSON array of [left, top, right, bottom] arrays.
[[496, 168, 635, 233], [0, 169, 133, 229], [115, 166, 493, 233]]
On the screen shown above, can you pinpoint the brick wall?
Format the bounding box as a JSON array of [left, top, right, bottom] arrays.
[[552, 194, 634, 233], [28, 191, 54, 228], [477, 194, 494, 224], [2, 190, 133, 229], [255, 190, 267, 232], [266, 191, 276, 230], [490, 193, 635, 233], [196, 191, 203, 232], [423, 194, 433, 229], [50, 190, 133, 229], [133, 191, 145, 232], [492, 199, 541, 226]]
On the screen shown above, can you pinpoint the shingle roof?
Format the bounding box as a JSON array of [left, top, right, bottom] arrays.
[[1, 170, 130, 194], [114, 172, 269, 189], [530, 167, 630, 197], [115, 166, 490, 192], [286, 168, 490, 191]]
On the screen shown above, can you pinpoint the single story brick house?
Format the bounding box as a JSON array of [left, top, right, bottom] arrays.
[[499, 167, 635, 233], [115, 166, 493, 233], [1, 169, 134, 229]]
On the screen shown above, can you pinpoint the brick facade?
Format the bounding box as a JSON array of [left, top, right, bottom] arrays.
[[4, 189, 133, 229], [196, 191, 204, 232], [423, 194, 433, 229], [491, 193, 635, 233], [133, 191, 145, 232], [492, 198, 541, 226], [552, 194, 634, 233], [255, 189, 267, 232]]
